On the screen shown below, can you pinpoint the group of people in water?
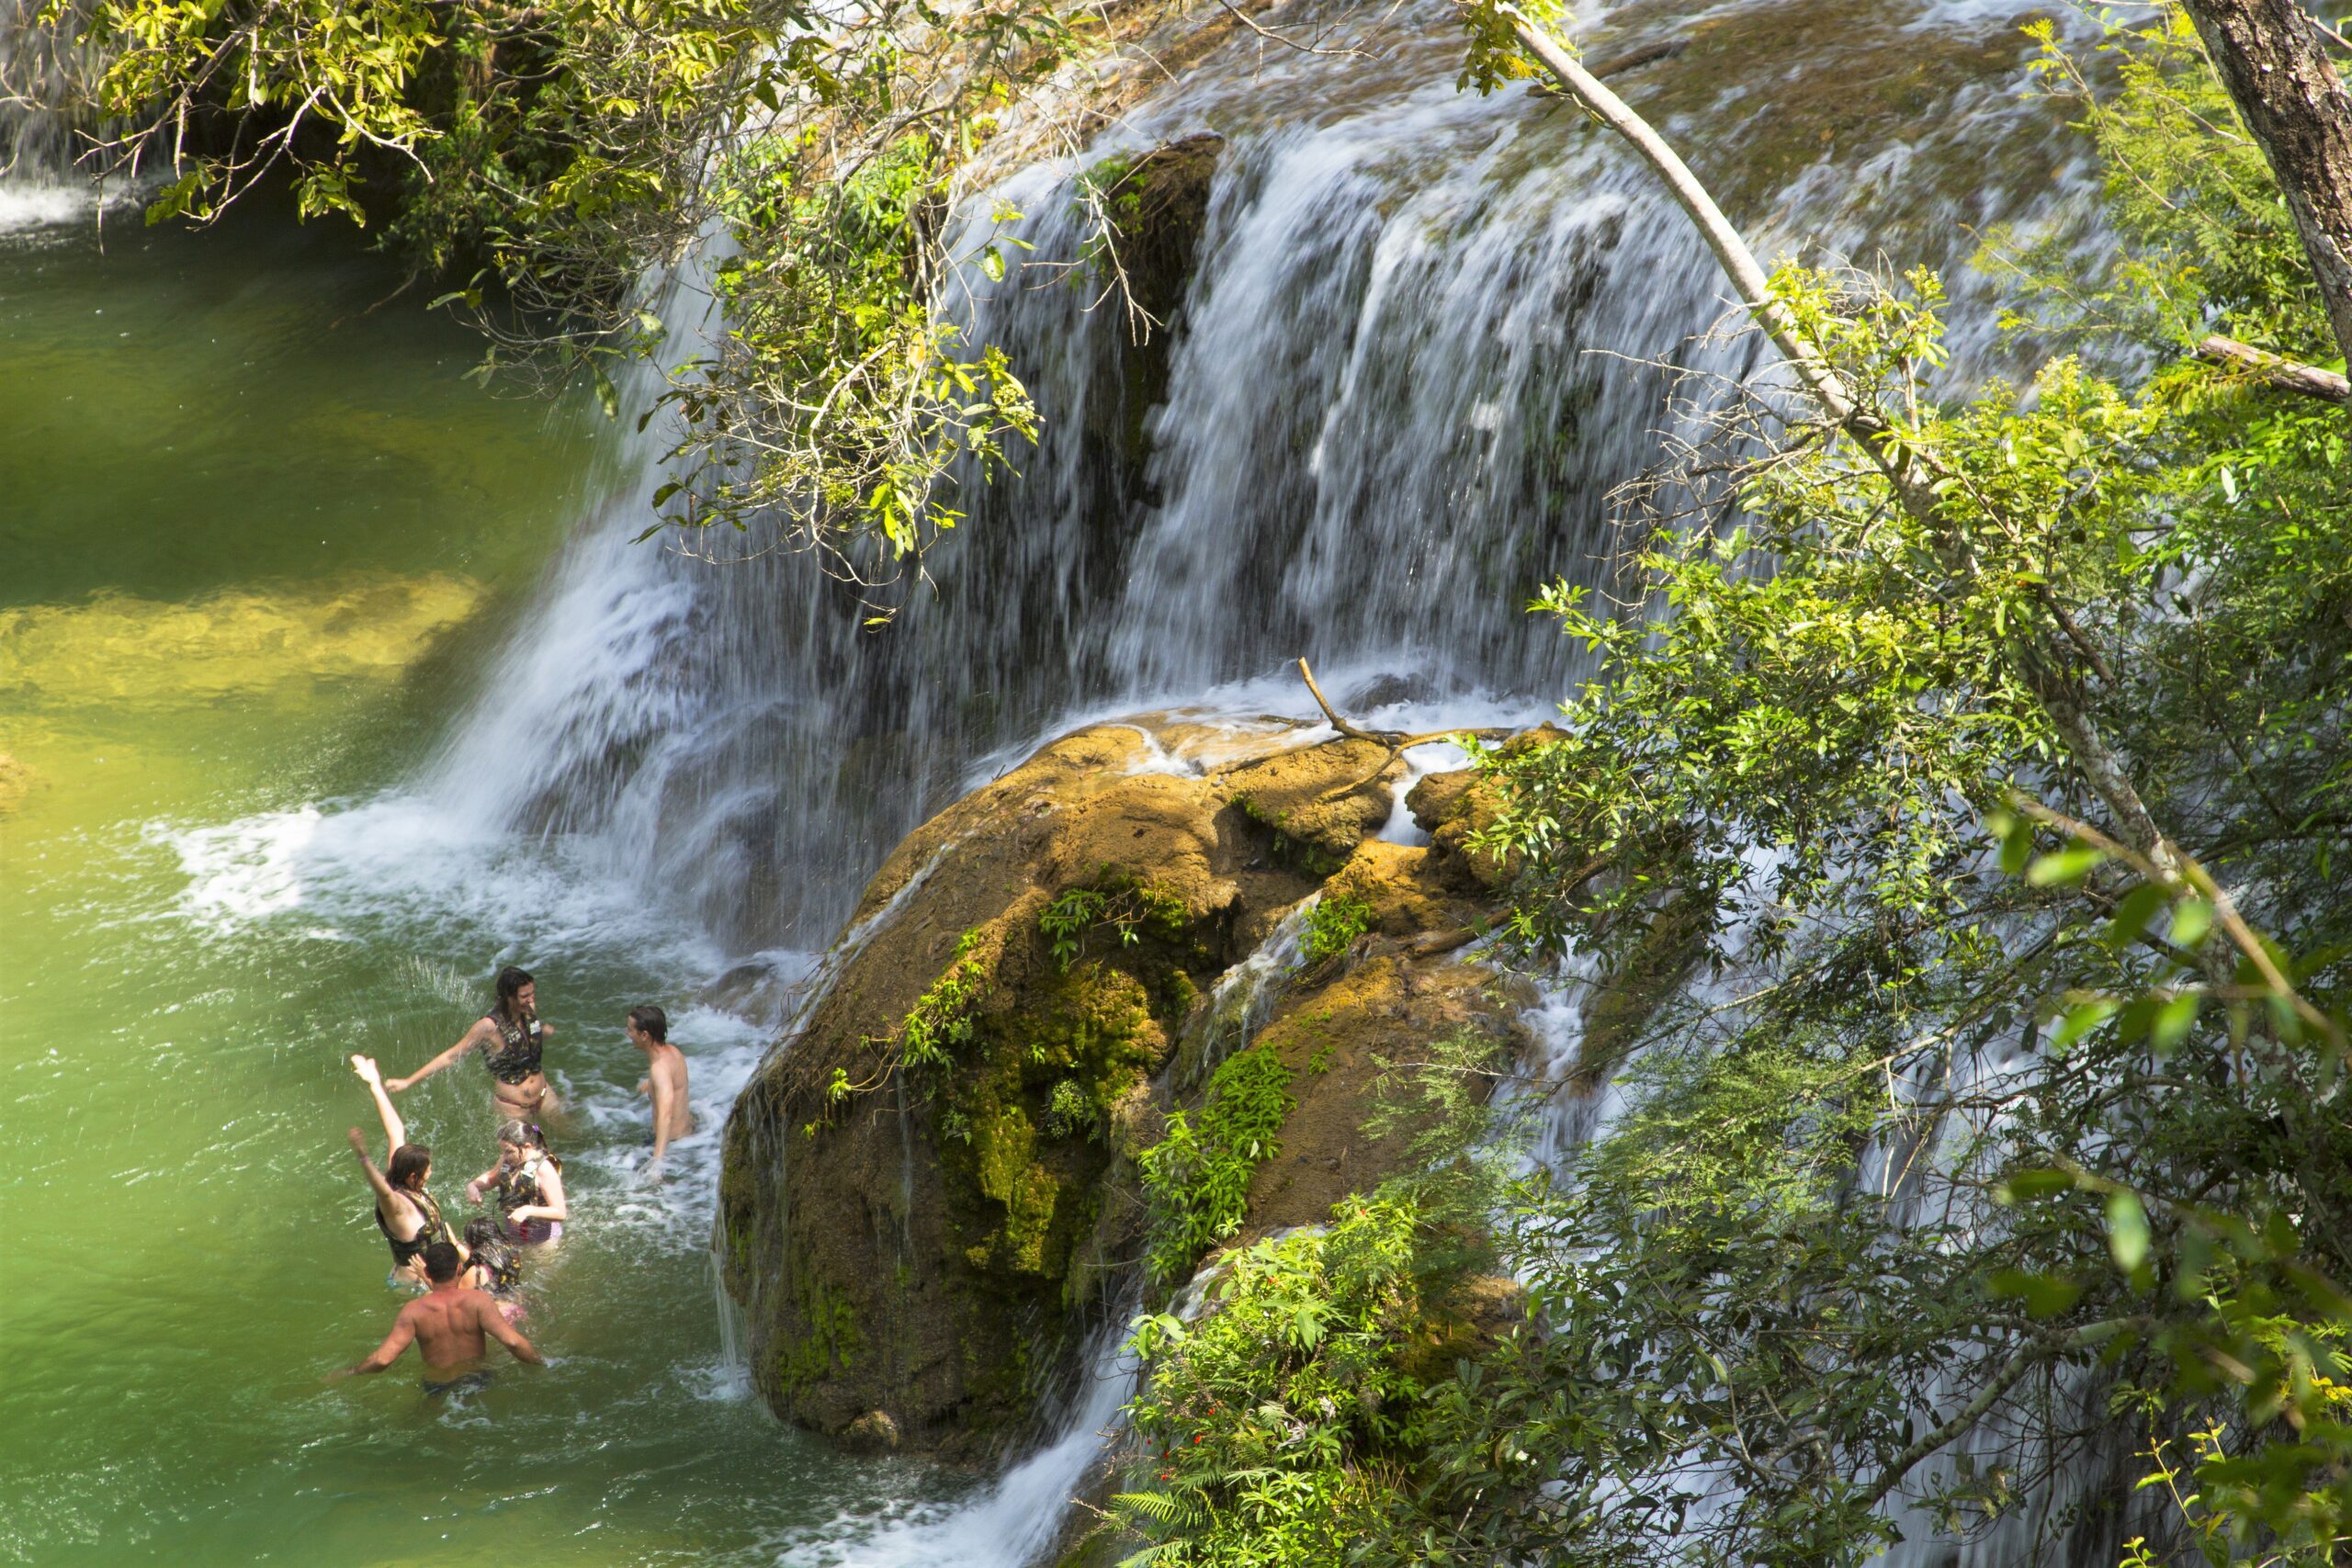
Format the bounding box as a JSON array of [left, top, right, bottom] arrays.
[[325, 966, 696, 1396]]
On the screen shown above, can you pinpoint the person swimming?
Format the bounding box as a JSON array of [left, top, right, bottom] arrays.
[[469, 1119, 568, 1246], [324, 1241, 542, 1396], [348, 1055, 456, 1287], [386, 965, 560, 1120], [461, 1215, 525, 1322]]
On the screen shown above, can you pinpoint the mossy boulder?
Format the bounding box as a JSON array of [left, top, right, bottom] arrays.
[[720, 716, 1450, 1452]]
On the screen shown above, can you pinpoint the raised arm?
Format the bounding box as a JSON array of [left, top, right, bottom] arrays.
[[325, 1313, 416, 1381], [350, 1055, 405, 1155], [478, 1296, 545, 1365], [346, 1127, 400, 1213], [385, 1021, 485, 1093]]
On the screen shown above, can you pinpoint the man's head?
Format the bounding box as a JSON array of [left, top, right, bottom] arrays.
[[423, 1241, 463, 1285], [626, 1004, 668, 1045]]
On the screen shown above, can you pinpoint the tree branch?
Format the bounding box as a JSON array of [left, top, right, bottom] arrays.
[[2178, 0, 2352, 371], [2194, 332, 2352, 403]]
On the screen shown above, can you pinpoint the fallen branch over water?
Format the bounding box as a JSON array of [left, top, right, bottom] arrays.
[[1295, 657, 1512, 750]]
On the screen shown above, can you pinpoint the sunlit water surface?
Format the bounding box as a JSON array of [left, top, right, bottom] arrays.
[[0, 199, 975, 1565]]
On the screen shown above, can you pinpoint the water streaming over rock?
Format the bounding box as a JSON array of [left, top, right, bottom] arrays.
[[2, 0, 2122, 1557], [425, 3, 2109, 1555], [417, 0, 2087, 954]]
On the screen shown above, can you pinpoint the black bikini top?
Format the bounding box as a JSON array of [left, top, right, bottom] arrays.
[[481, 1013, 544, 1085], [375, 1187, 447, 1265]]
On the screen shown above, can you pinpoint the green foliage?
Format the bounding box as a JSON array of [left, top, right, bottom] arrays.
[[1451, 0, 1558, 93], [1039, 877, 1192, 973], [1990, 12, 2331, 360], [1114, 1202, 1421, 1567], [36, 0, 1082, 592], [1424, 14, 2352, 1566], [1298, 893, 1372, 968], [1044, 1077, 1099, 1142], [901, 928, 989, 1071], [1112, 1030, 1521, 1567], [1137, 1047, 1295, 1287]]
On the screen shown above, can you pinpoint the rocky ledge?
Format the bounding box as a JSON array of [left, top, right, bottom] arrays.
[[716, 713, 1541, 1456]]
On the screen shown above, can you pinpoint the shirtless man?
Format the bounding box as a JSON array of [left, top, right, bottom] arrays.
[[325, 1241, 543, 1396], [628, 1005, 693, 1173]]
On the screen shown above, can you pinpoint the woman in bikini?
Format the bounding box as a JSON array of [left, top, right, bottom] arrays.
[[347, 1055, 458, 1287], [388, 965, 560, 1119], [469, 1120, 569, 1246]]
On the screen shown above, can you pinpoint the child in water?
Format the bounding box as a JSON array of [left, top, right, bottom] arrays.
[[461, 1215, 526, 1323], [468, 1120, 568, 1245]]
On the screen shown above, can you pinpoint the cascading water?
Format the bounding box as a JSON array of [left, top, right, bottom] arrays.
[[419, 0, 2090, 953], [15, 0, 2126, 1558]]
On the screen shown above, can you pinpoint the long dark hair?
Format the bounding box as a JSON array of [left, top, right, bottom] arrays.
[[462, 1215, 514, 1281], [492, 965, 536, 1027], [388, 1143, 432, 1191], [495, 1119, 560, 1172]]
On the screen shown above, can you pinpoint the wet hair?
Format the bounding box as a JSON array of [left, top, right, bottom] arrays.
[[388, 1143, 432, 1190], [627, 1005, 668, 1043], [492, 965, 536, 1026], [494, 1120, 560, 1170], [423, 1241, 463, 1283], [462, 1217, 514, 1284]]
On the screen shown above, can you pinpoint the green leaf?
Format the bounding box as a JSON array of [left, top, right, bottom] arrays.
[[2104, 884, 2171, 949], [2169, 899, 2214, 951], [1997, 1168, 2076, 1203], [2049, 998, 2120, 1050], [1986, 1269, 2083, 1318], [2027, 847, 2105, 887], [2149, 993, 2199, 1054], [2107, 1191, 2150, 1271]]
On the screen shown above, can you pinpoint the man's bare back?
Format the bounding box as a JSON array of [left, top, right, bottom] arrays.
[[330, 1264, 542, 1387], [401, 1287, 510, 1371], [644, 1044, 693, 1145]]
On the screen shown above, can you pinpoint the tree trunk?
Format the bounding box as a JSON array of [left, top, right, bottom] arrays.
[[2179, 0, 2352, 370]]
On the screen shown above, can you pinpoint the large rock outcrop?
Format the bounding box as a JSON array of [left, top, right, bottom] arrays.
[[717, 716, 1529, 1454]]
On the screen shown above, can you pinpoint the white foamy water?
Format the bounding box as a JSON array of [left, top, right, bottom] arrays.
[[100, 0, 2127, 1556], [156, 790, 737, 977], [774, 1322, 1138, 1568]]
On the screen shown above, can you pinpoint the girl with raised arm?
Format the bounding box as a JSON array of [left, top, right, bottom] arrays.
[[469, 1120, 568, 1246], [347, 1055, 458, 1287], [387, 965, 560, 1119]]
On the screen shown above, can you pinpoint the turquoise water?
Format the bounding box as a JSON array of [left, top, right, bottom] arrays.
[[0, 199, 963, 1564]]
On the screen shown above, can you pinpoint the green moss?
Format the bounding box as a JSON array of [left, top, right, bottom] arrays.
[[775, 1270, 864, 1398], [938, 964, 1162, 1289]]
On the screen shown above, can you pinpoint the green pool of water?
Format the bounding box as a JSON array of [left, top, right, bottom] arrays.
[[0, 198, 953, 1564]]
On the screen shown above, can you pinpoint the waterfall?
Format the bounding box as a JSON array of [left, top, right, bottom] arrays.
[[414, 0, 2089, 954], [0, 0, 110, 231], [22, 0, 2109, 1555]]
